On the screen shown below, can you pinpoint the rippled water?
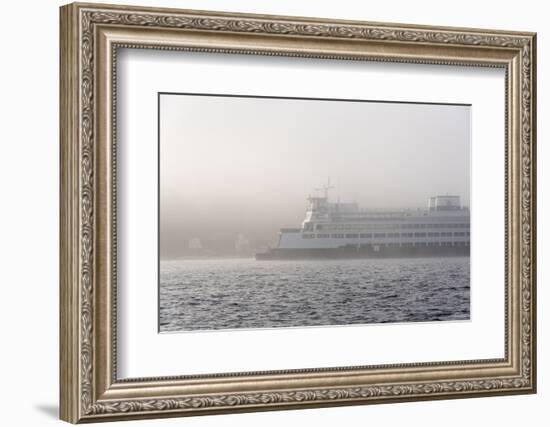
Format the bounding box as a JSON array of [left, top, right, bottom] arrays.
[[159, 257, 470, 332]]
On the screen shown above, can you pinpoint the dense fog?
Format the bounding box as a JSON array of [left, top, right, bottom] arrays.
[[160, 94, 470, 258]]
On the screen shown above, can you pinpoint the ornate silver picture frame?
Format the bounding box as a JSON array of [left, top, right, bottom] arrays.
[[60, 2, 536, 423]]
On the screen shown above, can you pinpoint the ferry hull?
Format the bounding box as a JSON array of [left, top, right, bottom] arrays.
[[255, 245, 469, 260]]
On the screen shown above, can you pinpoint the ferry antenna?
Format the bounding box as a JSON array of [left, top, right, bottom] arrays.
[[314, 177, 335, 199]]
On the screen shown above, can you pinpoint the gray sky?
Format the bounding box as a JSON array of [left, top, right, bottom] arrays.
[[160, 94, 470, 258]]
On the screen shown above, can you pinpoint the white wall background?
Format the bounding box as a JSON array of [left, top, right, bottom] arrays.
[[0, 0, 545, 425]]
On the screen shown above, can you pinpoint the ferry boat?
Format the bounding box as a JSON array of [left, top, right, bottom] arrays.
[[255, 183, 470, 260]]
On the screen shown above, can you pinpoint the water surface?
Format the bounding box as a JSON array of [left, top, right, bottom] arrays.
[[159, 257, 470, 332]]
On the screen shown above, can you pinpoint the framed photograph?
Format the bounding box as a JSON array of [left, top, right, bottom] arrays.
[[60, 2, 537, 423]]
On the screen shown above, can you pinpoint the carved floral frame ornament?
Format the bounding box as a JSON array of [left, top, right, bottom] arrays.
[[60, 2, 536, 423]]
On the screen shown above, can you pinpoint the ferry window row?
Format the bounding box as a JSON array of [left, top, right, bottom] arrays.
[[302, 232, 470, 239], [314, 223, 470, 231]]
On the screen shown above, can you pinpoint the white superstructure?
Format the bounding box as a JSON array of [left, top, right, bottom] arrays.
[[275, 186, 469, 251]]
